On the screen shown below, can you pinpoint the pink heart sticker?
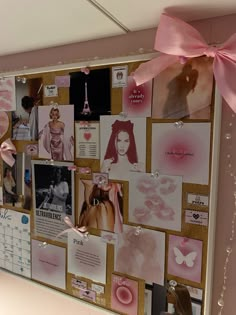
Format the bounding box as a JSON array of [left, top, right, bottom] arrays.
[[84, 132, 91, 141]]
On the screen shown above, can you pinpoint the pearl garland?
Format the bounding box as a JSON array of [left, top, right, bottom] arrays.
[[217, 113, 235, 315]]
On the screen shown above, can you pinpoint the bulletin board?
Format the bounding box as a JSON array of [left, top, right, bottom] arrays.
[[0, 56, 218, 315]]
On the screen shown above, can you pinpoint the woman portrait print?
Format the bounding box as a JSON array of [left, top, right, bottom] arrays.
[[101, 120, 144, 180], [39, 106, 74, 161], [38, 166, 70, 214]]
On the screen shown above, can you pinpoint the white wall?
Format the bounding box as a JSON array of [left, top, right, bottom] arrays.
[[0, 270, 118, 315]]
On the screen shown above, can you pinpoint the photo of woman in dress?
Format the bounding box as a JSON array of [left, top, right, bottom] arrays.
[[100, 117, 146, 180], [152, 56, 213, 119], [38, 105, 74, 161]]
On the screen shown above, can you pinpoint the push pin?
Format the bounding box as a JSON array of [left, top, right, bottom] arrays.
[[174, 121, 184, 128], [134, 226, 142, 236], [38, 241, 48, 248], [83, 231, 90, 241], [168, 280, 177, 292], [119, 111, 128, 119], [151, 169, 160, 179]]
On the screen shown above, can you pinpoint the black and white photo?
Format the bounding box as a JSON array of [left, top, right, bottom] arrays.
[[32, 160, 74, 241]]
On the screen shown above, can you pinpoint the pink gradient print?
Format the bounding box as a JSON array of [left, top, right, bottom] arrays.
[[0, 77, 16, 111], [31, 240, 66, 289], [0, 112, 9, 139], [167, 235, 203, 283], [122, 76, 152, 117], [115, 225, 165, 285], [152, 123, 211, 185], [55, 75, 70, 87], [129, 173, 182, 231], [111, 275, 138, 315]]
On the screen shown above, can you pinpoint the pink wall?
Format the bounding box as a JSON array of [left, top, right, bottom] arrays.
[[0, 13, 235, 314]]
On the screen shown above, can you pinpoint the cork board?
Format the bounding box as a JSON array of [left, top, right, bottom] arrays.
[[0, 57, 216, 315]]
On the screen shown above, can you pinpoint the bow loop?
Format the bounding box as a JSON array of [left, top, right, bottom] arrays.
[[0, 139, 16, 167], [133, 13, 236, 113]]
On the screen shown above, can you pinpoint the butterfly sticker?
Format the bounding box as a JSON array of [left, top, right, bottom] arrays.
[[173, 247, 197, 267]]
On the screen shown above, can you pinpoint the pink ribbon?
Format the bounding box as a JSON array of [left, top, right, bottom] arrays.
[[133, 13, 236, 112], [0, 138, 16, 167], [56, 216, 88, 239]]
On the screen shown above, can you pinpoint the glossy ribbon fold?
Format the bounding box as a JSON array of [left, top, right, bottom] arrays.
[[56, 216, 88, 239], [133, 13, 236, 112], [0, 138, 16, 167]]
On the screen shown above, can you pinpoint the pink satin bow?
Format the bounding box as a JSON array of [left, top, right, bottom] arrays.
[[56, 216, 88, 239], [0, 138, 16, 167], [133, 13, 236, 112]]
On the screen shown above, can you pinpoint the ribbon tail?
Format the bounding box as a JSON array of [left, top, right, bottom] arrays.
[[55, 227, 72, 239], [133, 54, 179, 86], [214, 55, 236, 113]]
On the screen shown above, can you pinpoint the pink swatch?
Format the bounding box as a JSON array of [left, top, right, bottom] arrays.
[[122, 76, 152, 117], [111, 275, 138, 315], [168, 235, 203, 283], [55, 75, 70, 87]]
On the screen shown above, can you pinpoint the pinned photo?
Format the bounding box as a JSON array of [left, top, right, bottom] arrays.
[[32, 160, 74, 241], [38, 105, 74, 161]]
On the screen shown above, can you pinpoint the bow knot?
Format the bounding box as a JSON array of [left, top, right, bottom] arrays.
[[204, 46, 218, 58], [0, 139, 16, 167], [133, 13, 236, 113]]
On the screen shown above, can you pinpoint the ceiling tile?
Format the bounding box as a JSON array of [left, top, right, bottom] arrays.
[[0, 0, 124, 55], [96, 0, 236, 30]]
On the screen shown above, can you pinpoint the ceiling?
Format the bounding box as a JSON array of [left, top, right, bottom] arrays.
[[1, 0, 236, 56]]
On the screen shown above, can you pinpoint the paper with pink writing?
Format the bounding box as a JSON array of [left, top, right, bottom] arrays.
[[111, 274, 138, 315], [0, 77, 16, 111], [168, 235, 203, 283], [31, 239, 66, 289], [115, 224, 165, 285], [151, 122, 211, 185], [122, 76, 152, 117], [128, 172, 182, 231]]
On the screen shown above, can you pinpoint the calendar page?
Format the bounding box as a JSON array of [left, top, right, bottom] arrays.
[[0, 208, 31, 278]]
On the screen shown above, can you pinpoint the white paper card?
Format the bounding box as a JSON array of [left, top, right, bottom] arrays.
[[75, 122, 100, 159], [91, 283, 105, 294], [44, 85, 58, 97], [112, 65, 128, 88], [185, 210, 208, 226], [186, 285, 203, 301], [71, 278, 87, 289], [68, 233, 107, 284], [187, 193, 209, 207]]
